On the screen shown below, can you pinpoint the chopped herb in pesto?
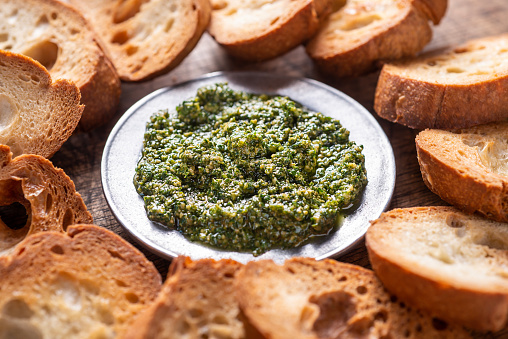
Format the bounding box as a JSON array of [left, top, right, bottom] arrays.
[[134, 83, 367, 255]]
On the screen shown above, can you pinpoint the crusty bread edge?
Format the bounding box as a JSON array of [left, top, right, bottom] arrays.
[[374, 55, 508, 129], [119, 0, 211, 82], [307, 2, 433, 78], [366, 207, 508, 332], [415, 131, 508, 221], [209, 0, 322, 62]]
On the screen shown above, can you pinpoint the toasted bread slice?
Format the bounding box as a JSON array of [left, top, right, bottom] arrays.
[[0, 0, 121, 131], [415, 124, 508, 222], [375, 34, 508, 129], [366, 206, 508, 331], [0, 51, 83, 157], [0, 145, 92, 256], [208, 0, 332, 61], [69, 0, 211, 81], [0, 225, 162, 339], [122, 257, 253, 339], [236, 258, 470, 338], [306, 0, 446, 77]]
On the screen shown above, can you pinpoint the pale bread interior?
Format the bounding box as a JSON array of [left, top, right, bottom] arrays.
[[0, 0, 101, 87], [0, 221, 28, 257], [391, 35, 508, 84], [1, 272, 117, 339], [0, 226, 161, 339], [308, 0, 409, 56], [459, 125, 508, 177], [372, 209, 508, 291], [70, 0, 208, 80], [210, 0, 306, 43], [236, 258, 468, 338]]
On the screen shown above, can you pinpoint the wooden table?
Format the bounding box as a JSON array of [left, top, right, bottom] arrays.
[[47, 0, 507, 336]]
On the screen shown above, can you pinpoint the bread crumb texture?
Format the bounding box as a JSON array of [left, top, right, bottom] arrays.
[[0, 0, 121, 131], [121, 257, 247, 339], [0, 225, 161, 339], [123, 257, 470, 339], [0, 51, 82, 158], [306, 0, 445, 77], [208, 0, 331, 61], [69, 0, 211, 81]]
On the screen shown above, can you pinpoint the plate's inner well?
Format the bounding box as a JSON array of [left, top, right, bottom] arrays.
[[133, 83, 368, 256], [102, 72, 395, 263]]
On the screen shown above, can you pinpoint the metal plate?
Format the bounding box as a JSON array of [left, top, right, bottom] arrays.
[[101, 72, 395, 263]]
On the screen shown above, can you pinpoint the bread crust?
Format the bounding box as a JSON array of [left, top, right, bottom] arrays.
[[208, 0, 330, 61], [374, 34, 508, 129], [69, 0, 211, 81], [74, 45, 121, 131], [413, 0, 448, 24], [366, 206, 508, 331], [306, 0, 440, 78], [0, 145, 92, 256], [0, 225, 162, 338], [0, 0, 121, 131], [416, 126, 508, 221]]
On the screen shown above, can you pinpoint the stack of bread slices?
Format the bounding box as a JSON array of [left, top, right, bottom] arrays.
[[2, 0, 507, 338], [368, 18, 508, 338], [0, 0, 212, 130]]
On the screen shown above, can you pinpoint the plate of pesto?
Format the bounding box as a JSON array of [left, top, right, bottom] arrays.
[[102, 72, 395, 263]]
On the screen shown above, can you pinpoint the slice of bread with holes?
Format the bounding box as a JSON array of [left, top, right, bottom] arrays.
[[236, 257, 470, 338], [374, 34, 508, 129], [0, 144, 92, 257], [208, 0, 333, 62], [0, 50, 83, 158], [69, 0, 211, 81], [306, 0, 447, 77], [0, 224, 162, 339], [121, 257, 257, 339], [415, 124, 508, 222], [0, 0, 121, 131], [366, 206, 508, 331]]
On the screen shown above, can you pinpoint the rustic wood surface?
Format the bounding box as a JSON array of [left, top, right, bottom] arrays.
[[44, 0, 507, 336]]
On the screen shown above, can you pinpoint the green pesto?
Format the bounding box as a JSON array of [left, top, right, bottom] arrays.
[[134, 83, 367, 255]]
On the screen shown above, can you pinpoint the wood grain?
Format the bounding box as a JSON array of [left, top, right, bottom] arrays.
[[44, 0, 508, 336]]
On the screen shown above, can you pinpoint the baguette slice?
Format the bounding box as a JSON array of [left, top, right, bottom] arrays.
[[375, 34, 508, 129], [208, 0, 332, 61], [0, 0, 121, 131], [0, 50, 83, 158], [236, 258, 470, 338], [69, 0, 211, 81], [122, 257, 255, 339], [0, 225, 162, 339], [306, 0, 446, 77], [416, 124, 508, 222], [366, 206, 508, 331], [0, 145, 92, 256]]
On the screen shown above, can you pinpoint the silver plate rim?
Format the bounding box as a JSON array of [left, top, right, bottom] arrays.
[[101, 71, 396, 263]]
